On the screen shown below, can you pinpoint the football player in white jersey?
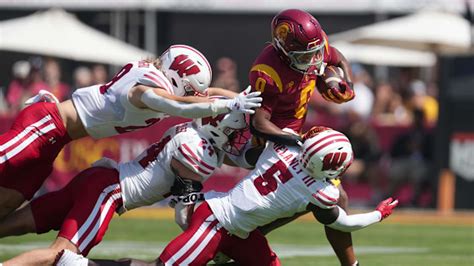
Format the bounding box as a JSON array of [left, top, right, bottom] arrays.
[[53, 127, 398, 266], [0, 44, 262, 221], [157, 126, 398, 266], [0, 111, 248, 266]]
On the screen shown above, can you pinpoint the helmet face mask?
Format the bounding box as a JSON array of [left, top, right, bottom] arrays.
[[196, 112, 249, 155], [299, 126, 354, 180], [287, 41, 325, 73], [160, 45, 212, 96], [271, 9, 327, 74]]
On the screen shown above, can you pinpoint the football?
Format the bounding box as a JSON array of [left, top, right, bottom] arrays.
[[316, 65, 345, 94]]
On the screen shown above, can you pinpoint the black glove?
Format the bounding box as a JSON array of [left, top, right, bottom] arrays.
[[170, 176, 203, 196]]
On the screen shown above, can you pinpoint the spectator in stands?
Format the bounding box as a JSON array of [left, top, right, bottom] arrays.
[[336, 64, 375, 122], [371, 82, 411, 126], [386, 108, 433, 207], [408, 80, 438, 126], [342, 120, 383, 203], [72, 66, 93, 91], [28, 57, 50, 97], [6, 60, 31, 113], [43, 58, 71, 101], [211, 57, 240, 93], [91, 64, 108, 85]]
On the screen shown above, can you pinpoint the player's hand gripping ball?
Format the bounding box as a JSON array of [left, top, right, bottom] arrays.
[[317, 66, 355, 104]]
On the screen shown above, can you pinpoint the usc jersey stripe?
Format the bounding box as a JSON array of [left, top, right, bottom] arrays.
[[250, 64, 283, 93]]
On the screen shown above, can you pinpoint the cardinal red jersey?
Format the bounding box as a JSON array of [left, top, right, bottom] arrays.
[[249, 44, 340, 133]]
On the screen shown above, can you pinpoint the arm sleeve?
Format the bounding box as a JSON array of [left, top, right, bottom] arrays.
[[327, 206, 382, 232], [141, 89, 230, 118]]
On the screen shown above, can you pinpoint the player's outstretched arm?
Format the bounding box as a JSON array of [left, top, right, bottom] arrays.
[[207, 87, 238, 98], [312, 197, 399, 232], [131, 85, 261, 117]]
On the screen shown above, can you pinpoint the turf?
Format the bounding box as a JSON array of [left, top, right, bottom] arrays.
[[1, 216, 473, 265]]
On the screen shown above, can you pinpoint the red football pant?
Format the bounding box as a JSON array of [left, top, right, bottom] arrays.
[[0, 102, 71, 199], [31, 167, 122, 256], [159, 202, 280, 266]]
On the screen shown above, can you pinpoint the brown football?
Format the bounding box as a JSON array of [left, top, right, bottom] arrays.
[[316, 65, 345, 94]]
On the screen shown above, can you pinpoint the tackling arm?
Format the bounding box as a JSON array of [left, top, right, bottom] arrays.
[[311, 197, 398, 232], [207, 87, 238, 98], [130, 85, 262, 118]]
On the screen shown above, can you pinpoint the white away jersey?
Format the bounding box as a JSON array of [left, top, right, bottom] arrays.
[[206, 141, 339, 239], [118, 122, 224, 212], [72, 60, 174, 139]]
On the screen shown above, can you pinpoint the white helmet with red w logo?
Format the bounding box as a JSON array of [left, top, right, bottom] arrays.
[[299, 126, 353, 180], [195, 110, 248, 155], [160, 44, 212, 96]]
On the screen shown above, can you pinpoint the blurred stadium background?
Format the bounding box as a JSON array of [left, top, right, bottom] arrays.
[[0, 0, 473, 265]]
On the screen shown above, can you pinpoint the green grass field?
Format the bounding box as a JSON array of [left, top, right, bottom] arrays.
[[1, 215, 473, 265]]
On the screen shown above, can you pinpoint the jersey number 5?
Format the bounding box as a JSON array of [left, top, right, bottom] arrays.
[[254, 160, 293, 196]]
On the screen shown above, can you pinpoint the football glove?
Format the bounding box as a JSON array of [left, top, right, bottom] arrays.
[[321, 81, 355, 104], [170, 177, 203, 196], [375, 197, 399, 220], [224, 86, 262, 114]]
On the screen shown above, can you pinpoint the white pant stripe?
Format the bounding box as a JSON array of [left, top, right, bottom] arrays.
[[71, 184, 120, 244], [0, 115, 52, 152], [166, 214, 216, 265], [78, 191, 122, 252], [0, 123, 56, 164], [181, 223, 221, 265]]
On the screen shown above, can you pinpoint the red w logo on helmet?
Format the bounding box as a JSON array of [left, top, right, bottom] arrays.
[[322, 152, 348, 171], [169, 54, 201, 77]]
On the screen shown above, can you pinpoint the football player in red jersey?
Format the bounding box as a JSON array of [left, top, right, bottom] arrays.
[[236, 9, 358, 266]]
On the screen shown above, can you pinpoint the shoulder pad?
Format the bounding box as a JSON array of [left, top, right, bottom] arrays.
[[174, 134, 218, 180], [137, 68, 174, 94], [311, 182, 340, 209], [249, 64, 283, 94]]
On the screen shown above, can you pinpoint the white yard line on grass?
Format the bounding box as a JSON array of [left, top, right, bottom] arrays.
[[0, 241, 429, 259]]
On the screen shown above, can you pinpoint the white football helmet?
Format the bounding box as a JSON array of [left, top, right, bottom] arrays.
[[196, 111, 248, 155], [160, 44, 212, 96], [299, 126, 353, 180]]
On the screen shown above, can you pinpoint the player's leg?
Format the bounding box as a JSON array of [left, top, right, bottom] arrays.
[[3, 236, 78, 266], [158, 202, 223, 266], [0, 186, 24, 220], [0, 203, 35, 238], [324, 183, 358, 266], [56, 167, 122, 256], [222, 229, 280, 266], [4, 167, 122, 266], [0, 102, 71, 220], [0, 127, 28, 220]]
